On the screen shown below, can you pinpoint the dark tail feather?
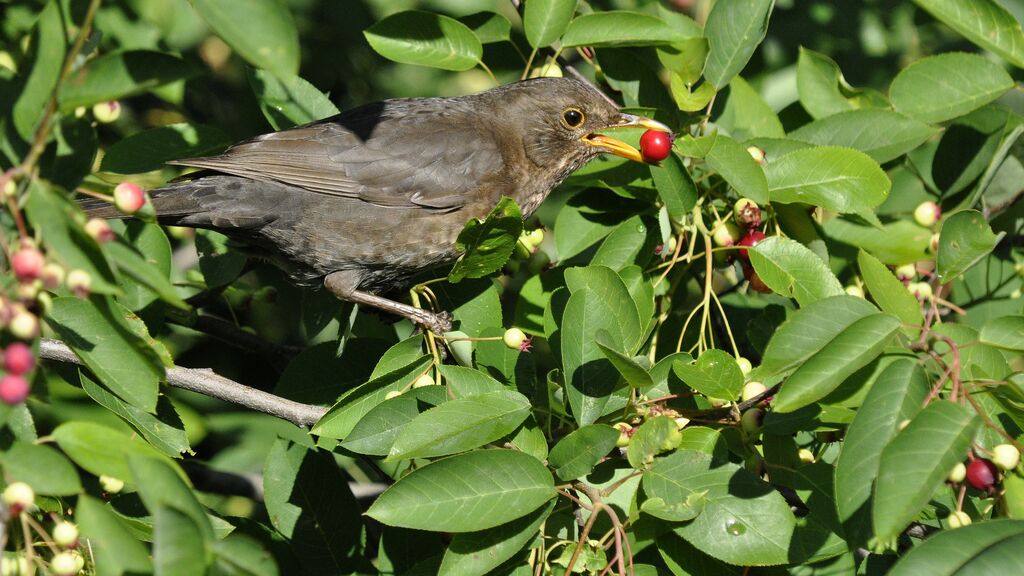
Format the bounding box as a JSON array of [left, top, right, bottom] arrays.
[[78, 196, 126, 219], [78, 181, 207, 223]]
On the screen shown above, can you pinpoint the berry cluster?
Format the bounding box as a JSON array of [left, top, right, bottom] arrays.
[[2, 482, 86, 575]]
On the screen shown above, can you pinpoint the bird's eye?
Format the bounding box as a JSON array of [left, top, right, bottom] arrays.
[[561, 108, 585, 128]]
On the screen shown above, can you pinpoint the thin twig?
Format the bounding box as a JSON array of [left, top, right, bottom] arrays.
[[39, 339, 326, 427]]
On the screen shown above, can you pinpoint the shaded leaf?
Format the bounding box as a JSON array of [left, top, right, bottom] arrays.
[[192, 0, 299, 77], [890, 53, 1014, 124], [366, 11, 482, 71]]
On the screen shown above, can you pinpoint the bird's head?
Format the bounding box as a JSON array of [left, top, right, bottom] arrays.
[[483, 78, 671, 176]]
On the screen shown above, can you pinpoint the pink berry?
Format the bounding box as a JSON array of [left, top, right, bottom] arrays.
[[3, 342, 34, 375], [966, 458, 998, 491], [737, 230, 766, 260], [84, 217, 116, 243], [639, 130, 672, 162], [113, 182, 146, 214], [913, 201, 941, 227], [11, 247, 44, 282], [0, 374, 30, 405]]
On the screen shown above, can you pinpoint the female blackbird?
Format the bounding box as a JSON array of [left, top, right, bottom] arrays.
[[88, 78, 669, 332]]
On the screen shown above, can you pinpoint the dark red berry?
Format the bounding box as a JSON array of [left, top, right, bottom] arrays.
[[639, 130, 672, 162], [3, 342, 34, 375], [742, 263, 771, 293], [737, 230, 766, 259], [966, 458, 998, 491]]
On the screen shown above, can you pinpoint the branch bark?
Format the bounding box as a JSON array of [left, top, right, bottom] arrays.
[[39, 339, 327, 427]]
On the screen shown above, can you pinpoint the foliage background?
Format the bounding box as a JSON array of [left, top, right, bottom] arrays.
[[1, 0, 1023, 575]]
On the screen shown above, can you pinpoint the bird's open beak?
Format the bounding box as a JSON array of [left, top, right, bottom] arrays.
[[582, 114, 673, 163]]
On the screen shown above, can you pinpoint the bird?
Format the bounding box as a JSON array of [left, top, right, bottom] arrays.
[[85, 77, 669, 333]]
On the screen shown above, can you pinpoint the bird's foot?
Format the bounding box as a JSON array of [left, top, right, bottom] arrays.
[[412, 309, 453, 335]]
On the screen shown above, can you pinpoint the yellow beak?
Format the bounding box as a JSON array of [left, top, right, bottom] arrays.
[[582, 114, 673, 163]]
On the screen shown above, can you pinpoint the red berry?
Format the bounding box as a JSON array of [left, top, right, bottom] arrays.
[[0, 374, 30, 405], [639, 130, 672, 162], [966, 458, 998, 491], [737, 230, 766, 259], [113, 182, 147, 214], [3, 342, 34, 375], [11, 248, 44, 282]]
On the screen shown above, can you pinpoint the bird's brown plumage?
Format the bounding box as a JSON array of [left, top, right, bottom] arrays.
[[85, 78, 667, 330]]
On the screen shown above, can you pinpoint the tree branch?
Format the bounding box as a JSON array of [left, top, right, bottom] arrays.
[[39, 339, 327, 427]]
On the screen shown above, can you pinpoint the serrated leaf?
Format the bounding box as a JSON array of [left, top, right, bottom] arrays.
[[439, 501, 554, 576], [889, 519, 1024, 575], [789, 109, 939, 163], [81, 372, 190, 458], [523, 0, 577, 49], [366, 450, 555, 532], [595, 330, 653, 390], [449, 197, 522, 282], [627, 415, 681, 469], [857, 250, 924, 332], [548, 424, 620, 481], [459, 12, 512, 44], [0, 441, 81, 495], [59, 50, 200, 110], [696, 133, 769, 204], [388, 390, 531, 460], [773, 313, 900, 412], [561, 11, 693, 48], [101, 123, 229, 174], [77, 495, 153, 576], [651, 151, 698, 223], [366, 11, 482, 71], [749, 236, 845, 305], [12, 0, 64, 141], [796, 47, 888, 119], [248, 69, 340, 130], [703, 0, 774, 89], [980, 316, 1024, 351], [936, 209, 1004, 282], [873, 401, 980, 541], [672, 349, 744, 400], [766, 146, 891, 214], [890, 53, 1014, 124]]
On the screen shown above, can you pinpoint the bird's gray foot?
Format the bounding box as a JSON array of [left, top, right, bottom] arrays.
[[324, 272, 453, 334]]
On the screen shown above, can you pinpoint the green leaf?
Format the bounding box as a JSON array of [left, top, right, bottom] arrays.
[[936, 209, 1004, 283], [547, 424, 620, 481], [77, 495, 153, 576], [657, 38, 710, 85], [695, 133, 770, 204], [562, 267, 643, 425], [789, 110, 939, 163], [823, 218, 931, 264], [561, 12, 694, 48], [980, 316, 1024, 351], [772, 313, 900, 413], [12, 0, 64, 141], [628, 416, 682, 469], [912, 0, 1024, 69], [365, 11, 482, 71], [195, 230, 248, 288], [212, 533, 280, 576], [248, 69, 341, 130], [80, 372, 190, 458], [890, 53, 1014, 124], [595, 330, 654, 390], [105, 239, 188, 309], [673, 349, 744, 401], [101, 123, 230, 174], [717, 76, 785, 140], [191, 0, 299, 77], [889, 520, 1024, 575], [873, 401, 980, 541], [644, 450, 795, 566], [523, 0, 577, 49], [591, 215, 650, 271], [670, 73, 716, 112], [312, 355, 432, 439], [749, 236, 845, 305], [0, 441, 81, 495], [759, 295, 880, 377], [857, 250, 924, 331], [835, 359, 929, 545], [366, 449, 555, 532], [154, 506, 210, 576], [459, 12, 512, 44], [796, 47, 887, 119], [59, 50, 200, 110], [439, 364, 504, 397], [340, 393, 421, 456], [651, 151, 698, 224], [263, 440, 361, 572], [440, 501, 554, 576], [46, 296, 164, 412], [766, 146, 891, 214], [702, 0, 774, 89], [449, 197, 522, 282], [128, 455, 214, 543], [52, 422, 173, 484], [388, 390, 531, 460]]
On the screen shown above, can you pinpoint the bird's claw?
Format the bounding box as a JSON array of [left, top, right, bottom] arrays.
[[418, 310, 453, 335]]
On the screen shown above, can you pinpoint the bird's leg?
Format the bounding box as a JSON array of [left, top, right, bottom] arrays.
[[323, 271, 453, 334]]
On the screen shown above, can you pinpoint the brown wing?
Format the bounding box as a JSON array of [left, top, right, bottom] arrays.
[[169, 98, 503, 212]]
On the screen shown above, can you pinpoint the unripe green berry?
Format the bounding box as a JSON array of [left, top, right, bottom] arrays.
[[948, 462, 967, 483], [412, 374, 437, 388], [384, 390, 402, 400], [947, 510, 971, 529], [844, 284, 864, 298], [50, 551, 79, 576], [913, 201, 941, 227], [92, 100, 121, 124], [741, 381, 767, 402], [2, 482, 34, 515], [736, 356, 752, 375], [99, 475, 124, 494], [992, 444, 1020, 471], [798, 448, 815, 463], [53, 521, 79, 548], [502, 327, 531, 352]]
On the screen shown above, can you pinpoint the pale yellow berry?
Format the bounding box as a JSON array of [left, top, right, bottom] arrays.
[[947, 510, 971, 529], [992, 444, 1020, 471]]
